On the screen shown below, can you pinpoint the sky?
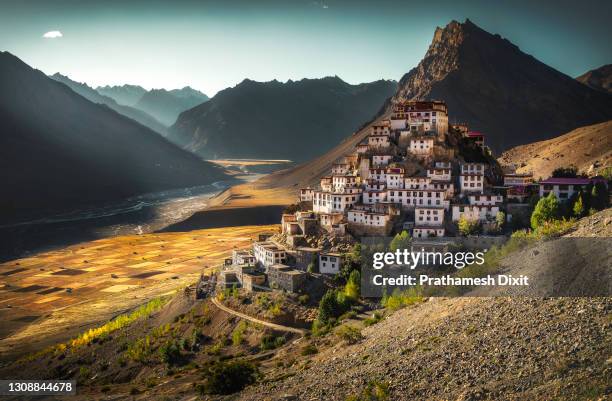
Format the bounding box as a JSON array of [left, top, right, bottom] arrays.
[[0, 0, 610, 96]]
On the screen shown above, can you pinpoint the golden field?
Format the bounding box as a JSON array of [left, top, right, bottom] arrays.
[[0, 224, 278, 360]]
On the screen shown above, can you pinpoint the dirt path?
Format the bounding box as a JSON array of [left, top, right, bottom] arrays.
[[211, 297, 307, 335]]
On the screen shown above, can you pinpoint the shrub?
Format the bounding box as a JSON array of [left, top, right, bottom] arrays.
[[363, 311, 383, 327], [311, 319, 332, 337], [232, 321, 248, 346], [300, 344, 318, 356], [389, 230, 411, 252], [458, 216, 480, 236], [158, 340, 181, 365], [207, 339, 225, 355], [344, 270, 361, 301], [495, 211, 506, 232], [267, 302, 283, 317], [382, 288, 423, 311], [346, 380, 390, 401], [125, 336, 152, 362], [573, 193, 585, 217], [335, 325, 363, 344], [297, 294, 310, 305], [260, 334, 286, 350], [199, 360, 258, 395]]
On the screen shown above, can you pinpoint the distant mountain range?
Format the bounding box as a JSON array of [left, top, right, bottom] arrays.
[[576, 64, 612, 94], [135, 88, 209, 126], [50, 73, 167, 134], [391, 19, 612, 152], [167, 77, 398, 162], [96, 84, 209, 126], [0, 52, 226, 221], [97, 84, 148, 106]]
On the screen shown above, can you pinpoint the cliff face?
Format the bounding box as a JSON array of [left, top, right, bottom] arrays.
[[392, 20, 612, 152], [393, 21, 464, 101]]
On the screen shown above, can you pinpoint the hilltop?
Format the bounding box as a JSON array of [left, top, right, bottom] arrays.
[[498, 120, 612, 179], [167, 77, 397, 162]]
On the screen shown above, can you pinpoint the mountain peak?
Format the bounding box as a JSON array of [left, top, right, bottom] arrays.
[[391, 20, 612, 152]]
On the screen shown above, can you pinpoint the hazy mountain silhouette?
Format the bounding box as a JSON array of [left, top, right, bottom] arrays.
[[168, 77, 397, 161], [576, 64, 612, 94], [0, 52, 227, 221], [135, 87, 209, 126], [391, 19, 612, 152], [50, 73, 167, 134], [96, 84, 147, 106]]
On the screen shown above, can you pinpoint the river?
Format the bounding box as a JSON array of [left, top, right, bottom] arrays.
[[0, 173, 265, 261]]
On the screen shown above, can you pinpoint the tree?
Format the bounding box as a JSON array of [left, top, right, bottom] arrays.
[[591, 182, 608, 210], [573, 193, 584, 217], [458, 216, 480, 236], [307, 253, 319, 273], [200, 361, 258, 395], [344, 270, 361, 301], [389, 230, 411, 252], [552, 165, 578, 178], [317, 290, 340, 324], [495, 211, 506, 232], [530, 192, 560, 229]]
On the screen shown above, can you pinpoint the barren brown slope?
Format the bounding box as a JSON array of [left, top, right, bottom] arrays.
[[498, 120, 612, 179]]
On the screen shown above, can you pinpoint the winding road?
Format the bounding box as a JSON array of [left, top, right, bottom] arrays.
[[211, 297, 307, 335]]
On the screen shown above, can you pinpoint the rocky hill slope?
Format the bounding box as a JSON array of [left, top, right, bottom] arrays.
[[576, 64, 612, 94], [392, 19, 612, 152], [498, 120, 612, 178], [237, 209, 612, 401], [50, 73, 166, 134], [167, 77, 397, 162], [0, 52, 227, 221]]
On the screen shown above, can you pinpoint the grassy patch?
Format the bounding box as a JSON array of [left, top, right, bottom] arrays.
[[346, 380, 390, 401], [381, 288, 423, 311], [300, 344, 318, 356], [363, 311, 383, 327], [231, 321, 248, 346], [335, 325, 363, 345]]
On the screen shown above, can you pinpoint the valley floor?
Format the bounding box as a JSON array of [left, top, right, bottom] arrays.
[[0, 224, 279, 361]]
